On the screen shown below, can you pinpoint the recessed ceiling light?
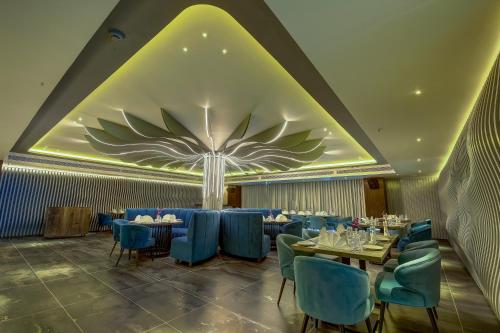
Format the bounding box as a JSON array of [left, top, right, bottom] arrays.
[[414, 89, 422, 96], [202, 32, 207, 38], [418, 170, 422, 173], [222, 49, 227, 55], [78, 117, 82, 122], [417, 137, 422, 142], [182, 47, 188, 52], [417, 158, 422, 162], [328, 131, 332, 135], [323, 128, 327, 132]]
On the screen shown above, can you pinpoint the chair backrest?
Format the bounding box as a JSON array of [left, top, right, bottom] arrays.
[[112, 219, 129, 242], [276, 234, 303, 280], [395, 248, 441, 307], [220, 212, 265, 258], [295, 256, 372, 325], [98, 213, 113, 226], [308, 216, 326, 230], [404, 240, 439, 251], [291, 215, 307, 225], [187, 210, 220, 256], [302, 229, 320, 240], [124, 208, 202, 228], [223, 208, 282, 218], [409, 224, 432, 243], [281, 221, 303, 237], [119, 224, 153, 249], [411, 219, 432, 231]]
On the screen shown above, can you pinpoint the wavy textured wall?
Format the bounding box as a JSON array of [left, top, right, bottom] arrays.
[[439, 54, 500, 318], [242, 179, 366, 218], [0, 167, 202, 237]]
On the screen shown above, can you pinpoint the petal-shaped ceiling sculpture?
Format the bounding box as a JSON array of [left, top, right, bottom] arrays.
[[84, 108, 326, 175]]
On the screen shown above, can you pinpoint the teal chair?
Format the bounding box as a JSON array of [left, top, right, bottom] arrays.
[[295, 256, 374, 333], [109, 219, 129, 257], [276, 234, 314, 305], [302, 229, 319, 240], [291, 215, 308, 228], [384, 240, 439, 273], [375, 248, 441, 333], [116, 224, 155, 266], [281, 221, 303, 237], [326, 215, 340, 228], [308, 216, 326, 230]]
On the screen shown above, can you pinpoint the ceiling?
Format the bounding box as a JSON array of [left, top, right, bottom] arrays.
[[30, 4, 373, 175], [265, 0, 500, 175], [1, 0, 499, 178], [0, 0, 118, 159]]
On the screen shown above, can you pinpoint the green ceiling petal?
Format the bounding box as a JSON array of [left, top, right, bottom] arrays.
[[161, 108, 208, 150], [123, 111, 173, 138], [220, 113, 251, 150], [269, 130, 311, 148], [98, 119, 144, 142]]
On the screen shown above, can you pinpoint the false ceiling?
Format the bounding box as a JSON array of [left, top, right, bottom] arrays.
[[265, 0, 500, 176], [30, 4, 374, 175], [0, 0, 118, 159]]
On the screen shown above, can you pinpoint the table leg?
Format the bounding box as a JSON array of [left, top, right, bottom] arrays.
[[341, 257, 351, 265], [359, 260, 367, 271]]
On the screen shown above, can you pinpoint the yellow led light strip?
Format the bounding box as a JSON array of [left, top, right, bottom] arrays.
[[29, 148, 203, 176], [2, 163, 202, 187]]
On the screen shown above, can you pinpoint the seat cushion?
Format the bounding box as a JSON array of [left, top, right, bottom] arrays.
[[383, 259, 398, 272], [375, 271, 426, 307], [172, 227, 188, 238]]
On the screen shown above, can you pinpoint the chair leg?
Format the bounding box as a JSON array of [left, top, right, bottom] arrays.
[[365, 317, 373, 333], [378, 302, 386, 333], [432, 306, 438, 319], [115, 248, 124, 267], [339, 324, 346, 333], [314, 318, 319, 328], [128, 249, 131, 260], [150, 248, 154, 261], [426, 308, 439, 333], [277, 278, 286, 305], [293, 281, 296, 295], [300, 314, 309, 333], [109, 241, 117, 257]]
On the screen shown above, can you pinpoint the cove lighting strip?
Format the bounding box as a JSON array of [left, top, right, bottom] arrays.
[[2, 163, 203, 187]]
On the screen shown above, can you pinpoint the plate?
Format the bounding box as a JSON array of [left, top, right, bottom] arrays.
[[296, 240, 316, 247], [377, 236, 391, 242], [363, 244, 384, 251]]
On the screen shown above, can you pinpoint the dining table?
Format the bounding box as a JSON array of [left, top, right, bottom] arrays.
[[291, 234, 399, 271], [130, 219, 182, 257], [358, 220, 411, 237]]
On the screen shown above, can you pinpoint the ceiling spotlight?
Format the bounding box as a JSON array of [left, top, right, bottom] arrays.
[[418, 170, 422, 173], [328, 131, 332, 135], [323, 128, 327, 132], [414, 89, 422, 96], [417, 158, 422, 162], [202, 32, 207, 38], [222, 48, 227, 55], [182, 47, 188, 53], [416, 137, 422, 142], [78, 117, 82, 122]]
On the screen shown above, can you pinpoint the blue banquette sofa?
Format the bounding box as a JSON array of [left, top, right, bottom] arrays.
[[223, 208, 282, 218]]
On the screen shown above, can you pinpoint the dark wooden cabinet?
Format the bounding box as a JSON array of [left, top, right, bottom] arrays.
[[364, 178, 387, 218], [44, 207, 91, 238], [227, 185, 242, 208]]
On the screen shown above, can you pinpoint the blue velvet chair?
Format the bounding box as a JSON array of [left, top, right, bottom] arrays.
[[170, 211, 220, 266], [340, 216, 353, 227], [308, 216, 326, 230], [219, 212, 270, 261], [326, 215, 340, 228], [98, 213, 113, 229], [109, 219, 129, 257], [295, 256, 374, 333], [397, 219, 432, 251], [291, 215, 308, 228], [375, 248, 441, 333], [281, 221, 303, 237], [302, 229, 320, 240], [223, 208, 282, 218], [384, 240, 439, 272], [116, 224, 155, 266], [276, 234, 314, 305]]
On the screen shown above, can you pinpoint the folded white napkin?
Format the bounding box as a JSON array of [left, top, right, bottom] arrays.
[[336, 224, 346, 234], [112, 209, 117, 214], [318, 228, 343, 248], [290, 210, 296, 214], [305, 210, 312, 215], [141, 215, 154, 223], [318, 227, 330, 246], [162, 214, 176, 222], [298, 211, 305, 215], [275, 214, 288, 222], [282, 210, 289, 215], [134, 215, 142, 222], [315, 211, 321, 216]]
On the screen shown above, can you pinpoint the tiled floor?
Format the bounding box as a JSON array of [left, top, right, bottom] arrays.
[[0, 234, 498, 333]]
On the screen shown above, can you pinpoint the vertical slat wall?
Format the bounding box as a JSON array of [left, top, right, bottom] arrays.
[[438, 54, 500, 319], [0, 167, 202, 237], [241, 179, 366, 218]]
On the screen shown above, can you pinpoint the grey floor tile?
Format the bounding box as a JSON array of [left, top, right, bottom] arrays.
[[0, 283, 59, 321], [0, 308, 80, 333], [0, 261, 39, 290], [121, 282, 206, 321], [65, 292, 163, 333], [91, 267, 155, 290], [31, 261, 84, 281], [45, 274, 114, 305]]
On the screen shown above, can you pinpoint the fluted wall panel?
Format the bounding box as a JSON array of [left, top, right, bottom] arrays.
[[438, 53, 500, 319], [242, 179, 366, 218], [0, 167, 202, 237]]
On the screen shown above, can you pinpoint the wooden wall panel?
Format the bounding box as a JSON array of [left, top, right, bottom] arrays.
[[363, 178, 387, 218]]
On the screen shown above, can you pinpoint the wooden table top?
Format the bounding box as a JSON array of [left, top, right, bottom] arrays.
[[130, 219, 183, 226], [291, 234, 398, 264]]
